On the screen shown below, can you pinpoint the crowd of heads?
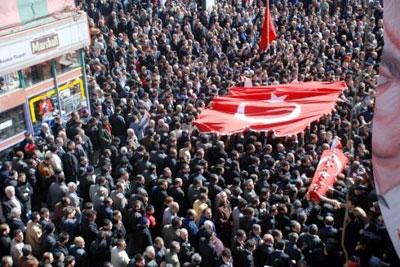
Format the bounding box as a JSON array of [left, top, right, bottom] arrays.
[[1, 0, 397, 267]]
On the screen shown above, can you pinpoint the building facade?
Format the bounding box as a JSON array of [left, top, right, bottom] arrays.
[[0, 9, 90, 152]]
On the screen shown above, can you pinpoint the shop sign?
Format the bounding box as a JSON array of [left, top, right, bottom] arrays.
[[31, 34, 60, 54], [0, 13, 90, 76]]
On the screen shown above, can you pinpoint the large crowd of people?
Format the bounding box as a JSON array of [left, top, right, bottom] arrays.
[[0, 0, 396, 266]]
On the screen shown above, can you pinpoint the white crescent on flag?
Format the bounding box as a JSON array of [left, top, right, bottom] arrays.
[[234, 93, 302, 124]]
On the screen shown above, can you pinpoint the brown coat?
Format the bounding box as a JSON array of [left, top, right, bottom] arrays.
[[19, 255, 39, 267]]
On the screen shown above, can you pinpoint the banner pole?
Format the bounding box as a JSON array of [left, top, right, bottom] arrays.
[[266, 0, 270, 47]]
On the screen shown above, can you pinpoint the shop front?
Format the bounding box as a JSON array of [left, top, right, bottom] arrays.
[[0, 11, 90, 151]]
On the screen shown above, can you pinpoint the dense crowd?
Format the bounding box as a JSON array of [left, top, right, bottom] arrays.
[[0, 0, 396, 266]]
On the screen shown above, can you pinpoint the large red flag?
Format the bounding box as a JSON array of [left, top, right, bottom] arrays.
[[307, 147, 348, 202], [259, 0, 277, 50], [192, 81, 347, 136]]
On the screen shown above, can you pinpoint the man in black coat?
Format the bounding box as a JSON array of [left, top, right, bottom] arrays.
[[0, 224, 11, 258], [150, 179, 168, 229], [81, 210, 99, 248], [198, 230, 219, 267], [238, 239, 256, 267], [134, 217, 153, 255], [178, 228, 194, 264], [42, 223, 57, 253], [62, 141, 79, 183], [254, 234, 274, 267], [267, 240, 292, 267], [318, 216, 338, 243], [90, 230, 112, 265], [285, 233, 303, 263], [52, 232, 70, 257], [109, 106, 127, 142]]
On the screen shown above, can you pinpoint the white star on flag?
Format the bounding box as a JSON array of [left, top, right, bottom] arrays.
[[266, 93, 287, 103]]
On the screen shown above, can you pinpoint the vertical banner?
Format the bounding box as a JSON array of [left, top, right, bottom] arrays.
[[307, 148, 348, 202], [372, 0, 400, 257]]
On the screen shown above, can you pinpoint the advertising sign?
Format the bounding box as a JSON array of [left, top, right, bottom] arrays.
[[0, 13, 90, 76], [28, 77, 85, 123]]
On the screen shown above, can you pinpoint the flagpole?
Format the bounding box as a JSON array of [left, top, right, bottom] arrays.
[[266, 0, 270, 47], [340, 17, 370, 265]]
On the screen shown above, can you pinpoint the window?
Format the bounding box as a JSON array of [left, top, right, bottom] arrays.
[[22, 61, 52, 86], [55, 51, 81, 74], [0, 72, 21, 94], [0, 106, 26, 142]]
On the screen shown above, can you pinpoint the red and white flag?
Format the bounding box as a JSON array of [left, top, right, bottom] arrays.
[[307, 148, 349, 202], [259, 0, 277, 51], [192, 81, 347, 136]]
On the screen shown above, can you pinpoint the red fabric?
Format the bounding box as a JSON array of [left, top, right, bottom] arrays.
[[259, 2, 277, 51], [307, 148, 348, 202], [193, 81, 346, 136], [145, 214, 156, 228], [24, 143, 37, 154]]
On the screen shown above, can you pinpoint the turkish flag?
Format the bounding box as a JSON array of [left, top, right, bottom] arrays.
[[307, 148, 349, 202], [259, 1, 277, 51], [192, 81, 347, 136]]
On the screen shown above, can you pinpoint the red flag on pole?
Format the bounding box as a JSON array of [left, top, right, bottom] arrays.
[[307, 148, 348, 202], [192, 81, 347, 136], [259, 0, 277, 50]]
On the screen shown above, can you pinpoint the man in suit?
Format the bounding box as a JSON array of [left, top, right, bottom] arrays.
[[318, 216, 338, 243], [62, 141, 79, 184], [109, 106, 127, 143], [198, 230, 219, 267], [238, 239, 256, 267], [81, 210, 99, 247], [254, 234, 274, 267], [267, 240, 292, 267], [134, 217, 153, 255], [285, 233, 303, 263]]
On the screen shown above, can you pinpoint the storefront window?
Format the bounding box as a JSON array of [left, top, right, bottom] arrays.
[[0, 72, 21, 94], [28, 76, 87, 132], [0, 106, 26, 142], [59, 77, 87, 115], [55, 51, 81, 74], [22, 61, 52, 87]]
